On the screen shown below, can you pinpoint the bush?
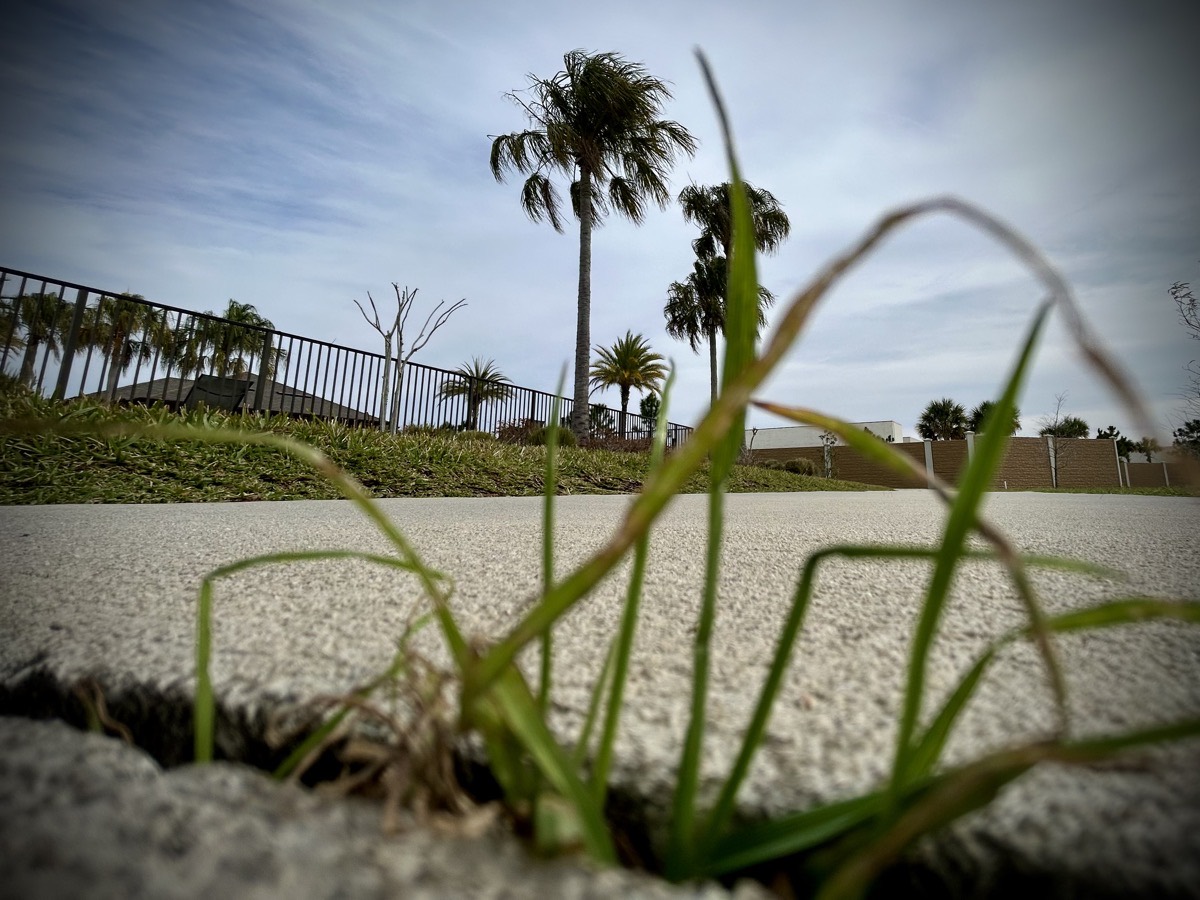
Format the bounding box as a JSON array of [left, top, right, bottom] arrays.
[[530, 425, 577, 448], [455, 430, 496, 442], [784, 457, 819, 476], [759, 459, 785, 470], [497, 419, 540, 444], [578, 434, 651, 454]]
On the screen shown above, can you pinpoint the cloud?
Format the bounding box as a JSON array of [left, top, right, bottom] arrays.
[[3, 0, 1197, 443]]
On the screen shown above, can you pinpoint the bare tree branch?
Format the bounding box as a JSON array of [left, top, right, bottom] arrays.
[[353, 285, 466, 434]]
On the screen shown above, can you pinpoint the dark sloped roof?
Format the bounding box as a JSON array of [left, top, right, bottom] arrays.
[[90, 376, 379, 424]]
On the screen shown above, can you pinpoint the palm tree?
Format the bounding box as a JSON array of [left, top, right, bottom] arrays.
[[439, 358, 513, 431], [82, 293, 164, 399], [490, 50, 696, 440], [588, 331, 666, 439], [207, 299, 281, 378], [0, 297, 28, 370], [916, 397, 968, 440], [664, 255, 774, 403], [678, 181, 791, 264], [164, 300, 284, 382], [6, 292, 72, 387], [968, 400, 1021, 436]]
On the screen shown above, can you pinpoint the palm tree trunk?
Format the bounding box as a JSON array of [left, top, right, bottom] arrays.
[[620, 385, 630, 440], [571, 167, 594, 440], [18, 338, 39, 387], [707, 325, 718, 406]]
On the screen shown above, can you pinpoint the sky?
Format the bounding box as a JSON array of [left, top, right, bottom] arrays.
[[2, 0, 1198, 441]]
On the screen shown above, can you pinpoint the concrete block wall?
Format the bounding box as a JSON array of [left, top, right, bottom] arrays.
[[751, 436, 1124, 489]]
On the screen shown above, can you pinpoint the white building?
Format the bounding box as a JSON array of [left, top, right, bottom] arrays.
[[746, 420, 905, 449]]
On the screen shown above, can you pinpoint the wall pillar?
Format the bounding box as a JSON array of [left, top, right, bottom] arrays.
[[1047, 436, 1058, 488], [923, 439, 934, 487]]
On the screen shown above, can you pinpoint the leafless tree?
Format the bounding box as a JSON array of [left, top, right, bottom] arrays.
[[1170, 280, 1200, 415], [354, 284, 465, 433]]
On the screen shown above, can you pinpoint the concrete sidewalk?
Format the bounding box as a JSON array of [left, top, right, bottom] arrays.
[[1, 492, 1198, 896]]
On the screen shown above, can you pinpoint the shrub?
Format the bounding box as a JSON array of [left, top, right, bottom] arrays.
[[759, 459, 785, 470], [784, 457, 819, 476], [497, 419, 541, 444], [530, 425, 577, 448], [579, 434, 651, 453]]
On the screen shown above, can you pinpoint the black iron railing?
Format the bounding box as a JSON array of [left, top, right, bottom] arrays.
[[0, 266, 691, 446]]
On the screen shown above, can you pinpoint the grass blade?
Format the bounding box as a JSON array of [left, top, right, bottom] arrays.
[[888, 303, 1055, 809], [540, 371, 566, 716], [591, 368, 675, 807], [192, 549, 432, 764], [486, 666, 617, 864], [666, 54, 760, 877], [821, 718, 1200, 899]]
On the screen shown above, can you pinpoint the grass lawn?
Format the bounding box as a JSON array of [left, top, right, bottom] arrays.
[[0, 385, 884, 503], [1029, 485, 1199, 497]]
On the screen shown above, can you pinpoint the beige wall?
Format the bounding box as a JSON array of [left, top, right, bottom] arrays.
[[751, 436, 1124, 489]]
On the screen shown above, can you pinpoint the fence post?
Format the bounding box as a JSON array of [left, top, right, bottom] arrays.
[[923, 439, 934, 486], [253, 331, 273, 410], [52, 288, 89, 400], [965, 430, 975, 462], [1163, 462, 1170, 487], [1047, 436, 1058, 488], [1111, 439, 1123, 487]]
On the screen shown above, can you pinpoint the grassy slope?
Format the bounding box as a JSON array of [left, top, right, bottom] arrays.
[[0, 388, 883, 504]]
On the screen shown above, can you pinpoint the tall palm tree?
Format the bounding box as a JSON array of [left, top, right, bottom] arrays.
[[490, 50, 696, 440], [968, 400, 1021, 436], [588, 331, 666, 439], [439, 358, 513, 431], [671, 182, 789, 404], [7, 292, 72, 387], [917, 397, 968, 441], [664, 255, 774, 404], [678, 181, 792, 264]]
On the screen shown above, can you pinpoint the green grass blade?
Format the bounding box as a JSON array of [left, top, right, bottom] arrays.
[[667, 57, 759, 877], [591, 368, 675, 807], [888, 302, 1053, 808], [541, 370, 566, 717], [192, 549, 431, 764], [822, 717, 1200, 899], [702, 791, 890, 877], [907, 597, 1200, 785], [487, 666, 617, 864], [699, 545, 945, 850], [273, 613, 432, 781]]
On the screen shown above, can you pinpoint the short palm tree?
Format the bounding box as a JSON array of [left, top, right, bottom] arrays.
[[588, 331, 666, 439], [439, 358, 513, 431], [664, 255, 773, 404], [968, 400, 1021, 436], [490, 50, 696, 440], [917, 397, 968, 441]]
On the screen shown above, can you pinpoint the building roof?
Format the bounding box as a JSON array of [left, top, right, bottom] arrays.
[[90, 375, 379, 425]]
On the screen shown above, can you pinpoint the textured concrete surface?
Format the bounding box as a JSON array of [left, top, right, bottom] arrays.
[[1, 491, 1199, 895], [0, 717, 763, 899]]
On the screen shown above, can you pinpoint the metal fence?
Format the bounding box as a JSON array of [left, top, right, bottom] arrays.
[[0, 266, 692, 446]]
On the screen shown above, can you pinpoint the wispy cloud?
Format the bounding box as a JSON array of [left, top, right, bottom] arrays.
[[3, 0, 1197, 440]]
